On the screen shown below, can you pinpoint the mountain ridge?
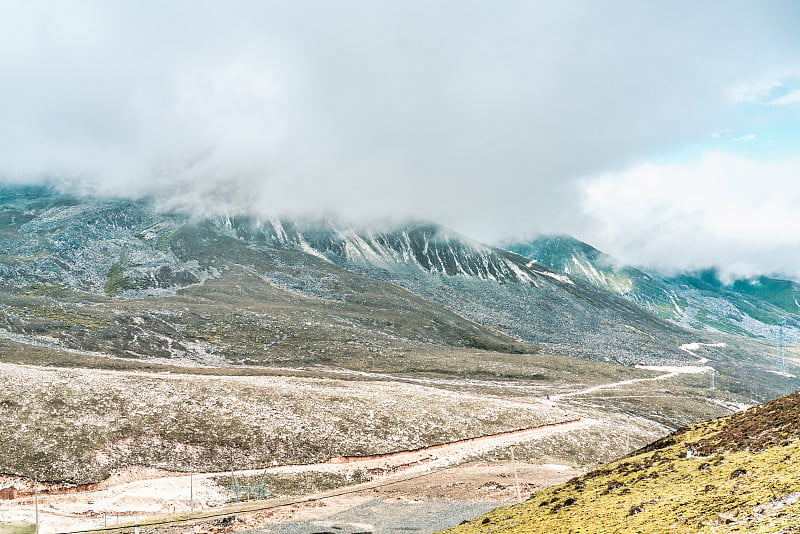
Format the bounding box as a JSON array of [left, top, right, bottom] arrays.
[[0, 185, 695, 366], [505, 234, 800, 343]]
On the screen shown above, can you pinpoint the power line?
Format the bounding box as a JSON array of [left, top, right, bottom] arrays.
[[56, 461, 476, 534]]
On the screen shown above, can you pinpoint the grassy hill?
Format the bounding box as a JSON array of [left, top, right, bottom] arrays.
[[446, 390, 800, 533]]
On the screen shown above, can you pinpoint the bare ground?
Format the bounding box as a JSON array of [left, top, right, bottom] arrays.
[[0, 420, 592, 533], [0, 341, 739, 533]]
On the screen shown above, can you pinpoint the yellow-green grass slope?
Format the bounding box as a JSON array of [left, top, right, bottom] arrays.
[[445, 391, 800, 534]]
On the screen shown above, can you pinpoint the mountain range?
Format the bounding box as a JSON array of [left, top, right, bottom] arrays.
[[0, 185, 687, 366], [2, 184, 800, 532], [507, 235, 800, 343], [1, 184, 797, 397]]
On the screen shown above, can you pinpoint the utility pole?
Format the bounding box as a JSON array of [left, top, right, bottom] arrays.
[[34, 477, 39, 534], [510, 446, 522, 502], [779, 321, 787, 373], [190, 465, 194, 512]]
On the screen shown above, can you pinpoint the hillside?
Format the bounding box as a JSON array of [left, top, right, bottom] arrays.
[[446, 390, 800, 534], [221, 216, 701, 365], [2, 186, 798, 405], [0, 185, 694, 366], [0, 186, 531, 368], [1, 186, 798, 531], [506, 235, 800, 343]]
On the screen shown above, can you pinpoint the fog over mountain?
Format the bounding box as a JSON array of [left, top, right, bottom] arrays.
[[2, 1, 800, 278]]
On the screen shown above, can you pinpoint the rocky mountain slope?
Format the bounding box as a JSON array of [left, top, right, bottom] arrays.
[[2, 186, 798, 405], [507, 235, 800, 343], [446, 390, 800, 534], [0, 185, 694, 367], [0, 186, 530, 367], [219, 216, 699, 365]]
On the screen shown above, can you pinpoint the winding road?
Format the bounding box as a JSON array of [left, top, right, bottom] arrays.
[[550, 342, 719, 401], [0, 342, 725, 533]]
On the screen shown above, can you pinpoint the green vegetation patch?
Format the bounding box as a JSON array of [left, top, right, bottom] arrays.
[[104, 263, 144, 296], [11, 251, 50, 263], [0, 523, 36, 534], [465, 335, 528, 353]]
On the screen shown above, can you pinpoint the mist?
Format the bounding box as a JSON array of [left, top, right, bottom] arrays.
[[2, 1, 800, 277]]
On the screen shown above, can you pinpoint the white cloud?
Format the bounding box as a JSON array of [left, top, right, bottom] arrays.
[[769, 89, 800, 105], [731, 134, 756, 141], [580, 152, 800, 279], [729, 79, 785, 103], [1, 0, 800, 252]]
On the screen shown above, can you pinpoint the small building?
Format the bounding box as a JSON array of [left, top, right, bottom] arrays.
[[0, 487, 18, 500]]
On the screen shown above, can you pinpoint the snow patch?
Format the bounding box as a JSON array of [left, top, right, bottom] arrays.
[[667, 291, 683, 315], [767, 370, 797, 378], [539, 271, 575, 285], [679, 342, 726, 352], [635, 364, 712, 374], [267, 217, 290, 244], [294, 231, 331, 262], [506, 261, 535, 285], [571, 256, 606, 285]]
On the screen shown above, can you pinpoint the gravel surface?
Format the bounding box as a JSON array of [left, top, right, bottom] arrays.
[[242, 498, 507, 534]]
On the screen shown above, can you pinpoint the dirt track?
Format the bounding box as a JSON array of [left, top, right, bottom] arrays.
[[0, 419, 595, 533], [550, 342, 718, 401], [0, 342, 720, 533]]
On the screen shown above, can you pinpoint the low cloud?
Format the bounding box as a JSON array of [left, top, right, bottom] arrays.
[[579, 151, 800, 279], [1, 1, 800, 275]]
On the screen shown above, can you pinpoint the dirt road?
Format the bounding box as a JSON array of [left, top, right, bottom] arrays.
[[1, 419, 595, 533], [0, 342, 721, 533], [550, 341, 718, 401]]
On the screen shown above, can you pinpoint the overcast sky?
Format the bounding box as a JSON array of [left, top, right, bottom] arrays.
[[2, 1, 800, 278]]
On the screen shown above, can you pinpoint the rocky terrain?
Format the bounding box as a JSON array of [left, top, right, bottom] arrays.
[[0, 185, 694, 367], [507, 235, 800, 343], [0, 360, 578, 484], [0, 185, 798, 533]]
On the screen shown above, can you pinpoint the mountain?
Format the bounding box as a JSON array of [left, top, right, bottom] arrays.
[[446, 389, 800, 533], [506, 235, 800, 343], [0, 186, 531, 370], [0, 185, 695, 368], [3, 186, 798, 404], [219, 216, 695, 365]]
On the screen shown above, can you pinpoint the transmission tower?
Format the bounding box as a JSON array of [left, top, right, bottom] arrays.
[[778, 320, 787, 373]]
